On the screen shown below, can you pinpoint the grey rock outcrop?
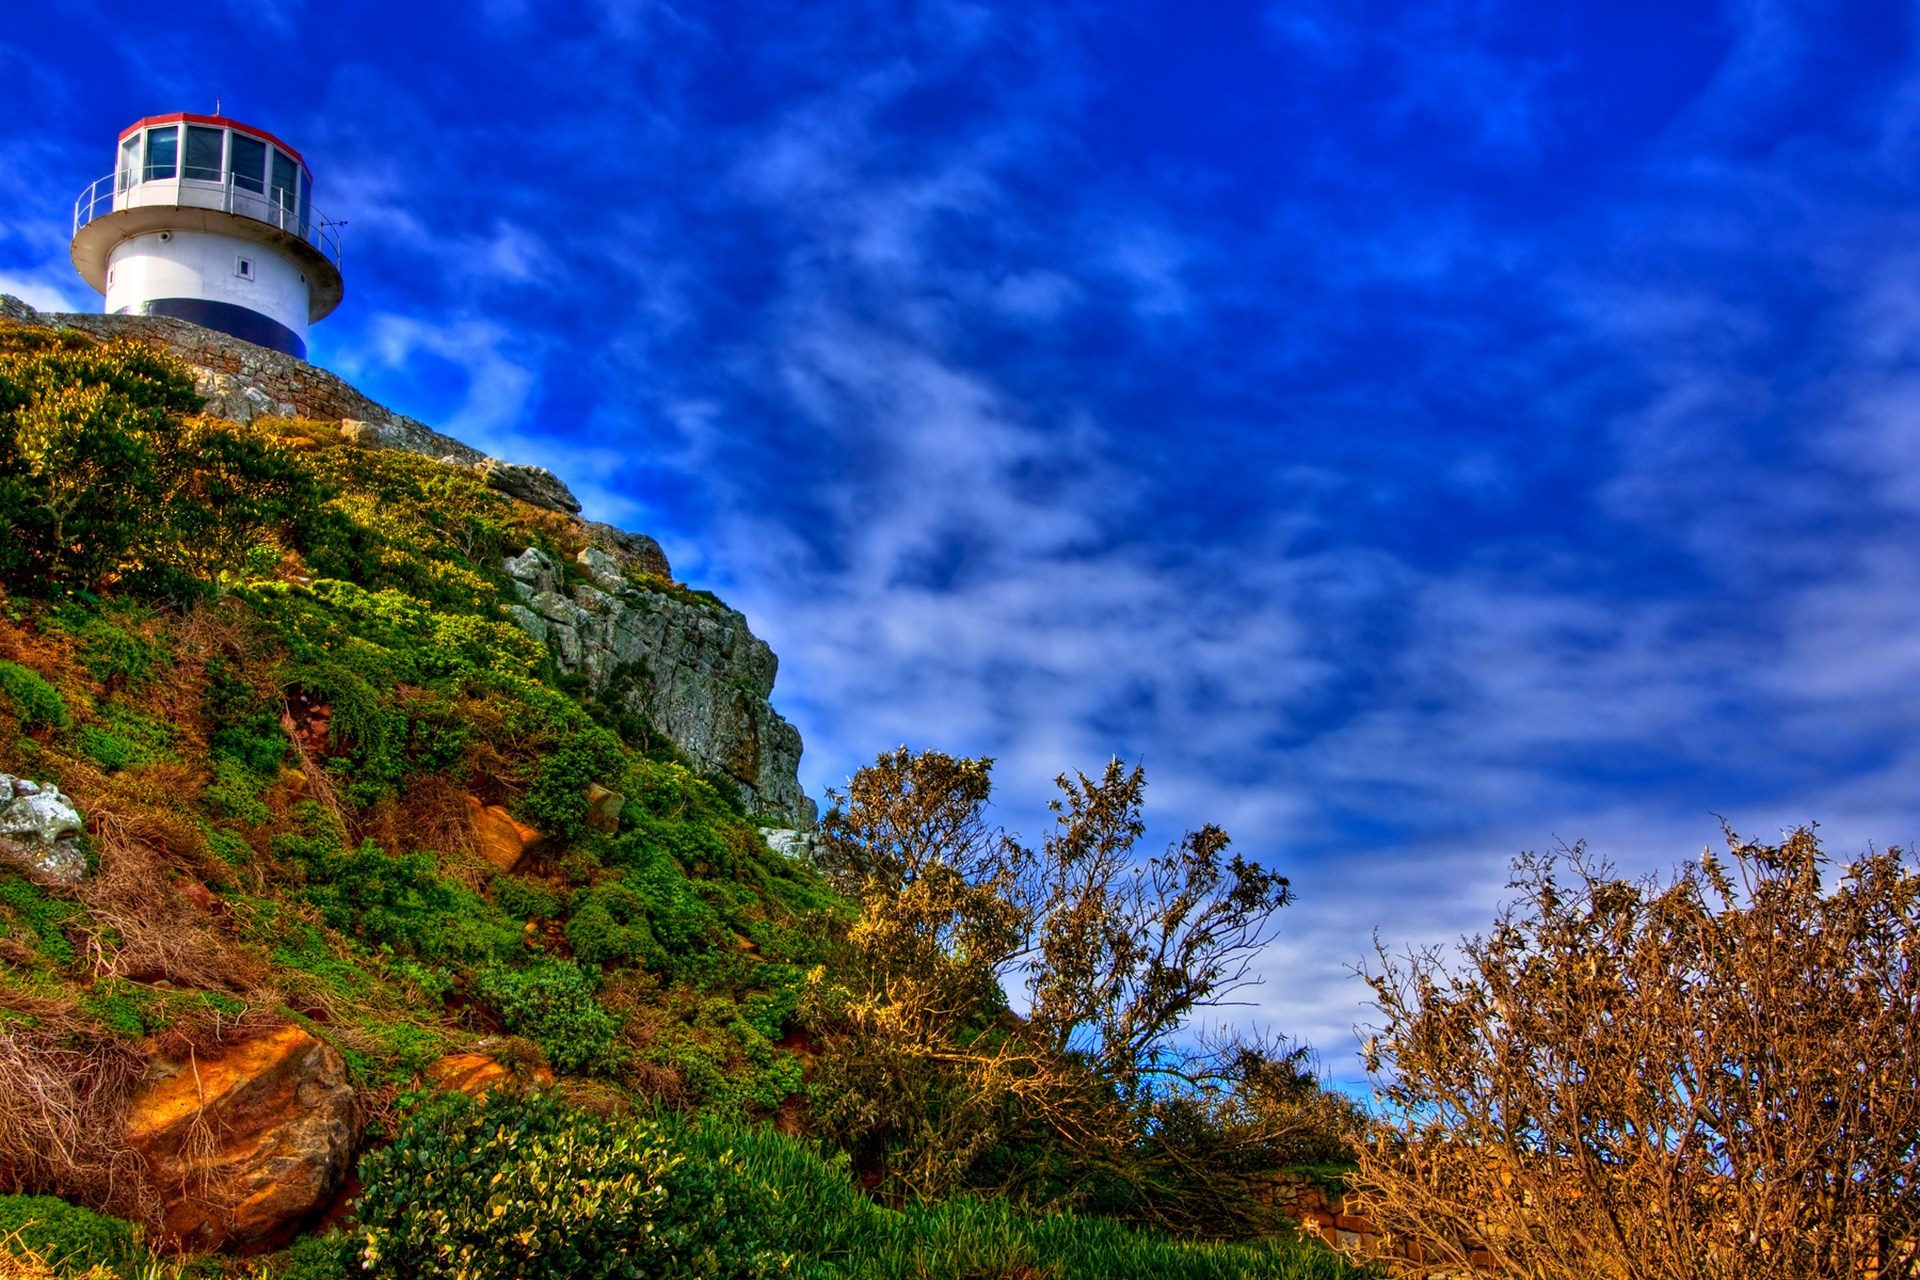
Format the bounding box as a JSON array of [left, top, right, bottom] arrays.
[[758, 827, 817, 860], [0, 774, 87, 883], [1, 295, 810, 824], [477, 459, 582, 515], [337, 417, 483, 466], [580, 521, 672, 581], [504, 547, 815, 826]]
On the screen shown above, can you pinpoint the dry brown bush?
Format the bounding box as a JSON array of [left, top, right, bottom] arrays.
[[1352, 827, 1920, 1279], [351, 768, 477, 876], [808, 748, 1338, 1233]]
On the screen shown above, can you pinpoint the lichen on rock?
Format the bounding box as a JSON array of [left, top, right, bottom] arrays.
[[0, 774, 86, 883]]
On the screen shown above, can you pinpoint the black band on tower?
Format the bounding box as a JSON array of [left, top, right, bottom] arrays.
[[120, 297, 307, 360]]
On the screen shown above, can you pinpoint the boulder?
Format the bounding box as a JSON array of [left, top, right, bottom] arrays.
[[584, 783, 624, 833], [577, 546, 627, 593], [759, 827, 816, 861], [0, 774, 86, 884], [338, 417, 486, 467], [125, 1024, 358, 1251], [467, 797, 544, 872], [476, 458, 582, 515], [503, 545, 561, 597], [505, 603, 549, 643], [580, 521, 672, 581]]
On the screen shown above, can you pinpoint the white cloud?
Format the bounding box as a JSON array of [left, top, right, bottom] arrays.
[[0, 269, 89, 314]]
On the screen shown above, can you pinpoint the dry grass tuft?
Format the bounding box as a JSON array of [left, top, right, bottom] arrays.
[[346, 769, 496, 897], [74, 816, 263, 996], [0, 1022, 152, 1222]]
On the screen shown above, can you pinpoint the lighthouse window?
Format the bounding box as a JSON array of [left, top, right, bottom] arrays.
[[270, 150, 299, 222], [230, 134, 266, 194], [117, 136, 140, 191], [143, 126, 178, 181], [184, 126, 224, 182]]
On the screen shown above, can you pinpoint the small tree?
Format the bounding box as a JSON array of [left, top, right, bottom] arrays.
[[1352, 827, 1920, 1279], [808, 748, 1340, 1232]]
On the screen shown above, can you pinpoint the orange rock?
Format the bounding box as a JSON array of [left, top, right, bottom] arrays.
[[125, 1024, 358, 1251], [584, 783, 624, 833], [423, 1052, 553, 1098], [467, 796, 544, 871]]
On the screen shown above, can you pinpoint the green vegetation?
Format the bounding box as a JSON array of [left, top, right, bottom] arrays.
[[0, 318, 1364, 1277], [0, 660, 68, 731], [0, 1195, 141, 1275], [348, 1091, 1362, 1280]]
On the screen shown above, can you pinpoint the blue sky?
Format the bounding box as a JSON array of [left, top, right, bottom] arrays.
[[5, 0, 1920, 1088]]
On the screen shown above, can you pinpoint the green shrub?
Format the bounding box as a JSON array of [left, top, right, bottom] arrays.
[[610, 842, 721, 958], [262, 1234, 351, 1280], [565, 881, 663, 969], [204, 659, 288, 776], [76, 704, 173, 772], [473, 959, 620, 1074], [0, 334, 325, 595], [79, 984, 151, 1038], [47, 606, 163, 690], [0, 661, 67, 730], [279, 835, 516, 965], [493, 875, 564, 921], [204, 758, 272, 826], [353, 1092, 777, 1280], [0, 876, 79, 966], [0, 1194, 142, 1274], [522, 726, 625, 843]]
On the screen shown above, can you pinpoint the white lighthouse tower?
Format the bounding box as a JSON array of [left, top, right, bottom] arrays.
[[70, 113, 343, 360]]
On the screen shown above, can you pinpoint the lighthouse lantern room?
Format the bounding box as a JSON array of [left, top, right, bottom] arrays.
[[71, 114, 343, 360]]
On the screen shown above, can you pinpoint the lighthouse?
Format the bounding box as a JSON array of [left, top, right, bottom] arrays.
[[70, 114, 342, 360]]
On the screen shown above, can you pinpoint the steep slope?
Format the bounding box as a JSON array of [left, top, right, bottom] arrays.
[[0, 304, 833, 1244]]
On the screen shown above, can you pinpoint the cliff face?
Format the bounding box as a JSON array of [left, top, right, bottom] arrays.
[[3, 298, 813, 826], [503, 547, 815, 827]]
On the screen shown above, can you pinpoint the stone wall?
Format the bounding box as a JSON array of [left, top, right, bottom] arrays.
[[16, 300, 581, 515]]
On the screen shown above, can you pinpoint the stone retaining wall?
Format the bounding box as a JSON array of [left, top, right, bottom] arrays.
[[7, 299, 581, 516]]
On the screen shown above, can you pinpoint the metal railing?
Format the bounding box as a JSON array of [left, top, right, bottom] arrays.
[[73, 173, 343, 269]]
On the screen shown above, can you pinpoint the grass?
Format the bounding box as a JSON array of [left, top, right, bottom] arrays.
[[674, 1118, 1372, 1280]]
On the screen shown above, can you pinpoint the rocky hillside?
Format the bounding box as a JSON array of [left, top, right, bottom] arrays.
[[0, 301, 834, 1247], [0, 295, 813, 830]]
